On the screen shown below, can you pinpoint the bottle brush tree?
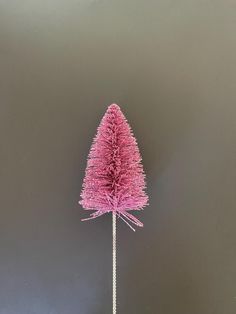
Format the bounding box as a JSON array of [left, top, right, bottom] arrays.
[[79, 103, 148, 228]]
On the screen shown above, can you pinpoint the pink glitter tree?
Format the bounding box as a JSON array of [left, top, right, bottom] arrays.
[[79, 103, 148, 228], [79, 104, 148, 313]]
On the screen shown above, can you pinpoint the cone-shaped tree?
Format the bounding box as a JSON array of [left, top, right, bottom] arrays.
[[79, 104, 148, 227]]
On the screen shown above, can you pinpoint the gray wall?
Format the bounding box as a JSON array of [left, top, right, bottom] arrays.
[[0, 1, 236, 313]]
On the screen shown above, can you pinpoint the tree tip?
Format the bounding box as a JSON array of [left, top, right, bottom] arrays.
[[108, 103, 121, 110]]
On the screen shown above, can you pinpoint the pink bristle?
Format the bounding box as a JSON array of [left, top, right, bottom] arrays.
[[79, 104, 148, 227]]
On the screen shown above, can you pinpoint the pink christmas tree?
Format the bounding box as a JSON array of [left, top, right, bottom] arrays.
[[79, 103, 148, 228]]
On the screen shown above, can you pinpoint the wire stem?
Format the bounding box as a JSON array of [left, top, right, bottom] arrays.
[[112, 212, 117, 314]]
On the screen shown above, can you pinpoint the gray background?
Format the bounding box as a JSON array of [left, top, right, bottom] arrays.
[[0, 1, 236, 313]]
